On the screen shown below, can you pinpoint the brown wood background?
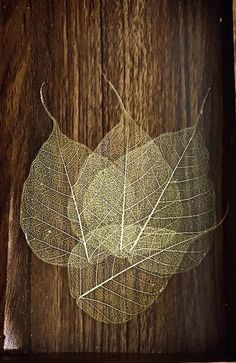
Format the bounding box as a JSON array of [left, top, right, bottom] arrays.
[[0, 0, 234, 355], [224, 0, 236, 355]]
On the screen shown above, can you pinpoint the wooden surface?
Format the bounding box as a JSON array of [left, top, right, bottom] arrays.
[[0, 0, 233, 354], [234, 0, 236, 95], [1, 352, 236, 363], [224, 0, 236, 354]]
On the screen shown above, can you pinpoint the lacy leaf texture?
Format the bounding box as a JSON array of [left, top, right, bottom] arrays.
[[20, 83, 222, 323]]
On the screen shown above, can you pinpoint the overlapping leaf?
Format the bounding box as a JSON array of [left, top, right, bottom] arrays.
[[68, 252, 169, 323], [21, 84, 219, 323]]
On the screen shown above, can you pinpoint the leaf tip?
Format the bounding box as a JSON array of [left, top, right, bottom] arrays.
[[39, 82, 57, 127]]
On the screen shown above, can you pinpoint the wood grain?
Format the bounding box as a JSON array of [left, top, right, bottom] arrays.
[[223, 0, 236, 354], [0, 0, 232, 354], [1, 352, 236, 363]]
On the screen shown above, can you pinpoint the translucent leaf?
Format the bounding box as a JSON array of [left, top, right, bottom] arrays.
[[20, 121, 91, 266], [21, 83, 220, 324], [69, 114, 153, 258], [68, 252, 169, 323], [67, 116, 218, 322]]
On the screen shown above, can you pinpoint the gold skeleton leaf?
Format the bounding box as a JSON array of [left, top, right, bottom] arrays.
[[21, 86, 219, 323]]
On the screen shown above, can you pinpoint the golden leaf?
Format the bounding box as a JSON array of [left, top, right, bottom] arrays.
[[21, 82, 222, 323]]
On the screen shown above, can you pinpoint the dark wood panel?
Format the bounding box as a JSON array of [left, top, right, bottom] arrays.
[[0, 0, 230, 354], [1, 1, 33, 352], [223, 0, 236, 354], [1, 352, 236, 363]]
